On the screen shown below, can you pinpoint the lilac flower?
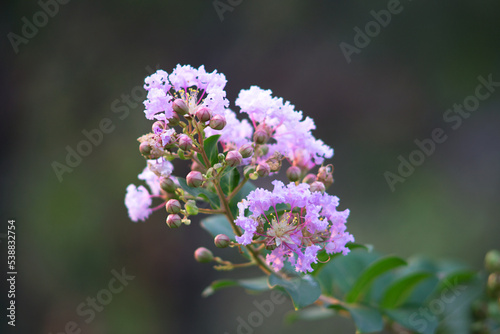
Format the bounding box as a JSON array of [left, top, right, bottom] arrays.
[[235, 182, 353, 273], [147, 157, 174, 178], [143, 65, 229, 122], [125, 185, 152, 222], [235, 86, 333, 170]]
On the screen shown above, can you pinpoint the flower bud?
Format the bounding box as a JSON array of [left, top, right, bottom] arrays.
[[152, 121, 166, 134], [186, 171, 204, 188], [286, 166, 301, 182], [160, 177, 176, 193], [253, 129, 269, 145], [485, 250, 500, 273], [256, 163, 270, 177], [178, 134, 193, 151], [226, 151, 243, 167], [214, 234, 231, 248], [196, 107, 212, 123], [168, 112, 181, 126], [303, 173, 317, 184], [194, 247, 213, 263], [166, 214, 182, 228], [239, 143, 254, 158], [139, 142, 152, 156], [184, 200, 199, 216], [310, 181, 325, 193], [172, 99, 189, 115], [165, 199, 182, 214], [256, 144, 269, 156], [209, 114, 226, 130]]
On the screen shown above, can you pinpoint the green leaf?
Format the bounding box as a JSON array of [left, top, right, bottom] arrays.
[[220, 167, 240, 195], [198, 134, 220, 168], [285, 306, 335, 324], [383, 307, 438, 334], [311, 243, 373, 276], [177, 177, 220, 208], [345, 256, 407, 303], [316, 249, 381, 297], [330, 303, 384, 333], [268, 274, 321, 310], [200, 214, 235, 240], [380, 272, 433, 309], [202, 276, 269, 297]]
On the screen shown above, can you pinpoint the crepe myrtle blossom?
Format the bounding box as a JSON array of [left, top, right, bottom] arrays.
[[143, 65, 229, 122], [125, 157, 174, 222], [235, 180, 353, 273], [235, 86, 333, 171]]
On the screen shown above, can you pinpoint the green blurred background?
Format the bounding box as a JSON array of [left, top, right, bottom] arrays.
[[1, 0, 499, 333]]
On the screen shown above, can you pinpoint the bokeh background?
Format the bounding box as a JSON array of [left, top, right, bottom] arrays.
[[2, 0, 500, 333]]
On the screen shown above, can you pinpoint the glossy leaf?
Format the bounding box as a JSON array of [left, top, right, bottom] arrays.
[[383, 307, 438, 334], [198, 134, 220, 168], [330, 304, 384, 333], [220, 167, 240, 195], [311, 243, 373, 276], [202, 276, 269, 297], [380, 272, 433, 309], [268, 274, 321, 310], [345, 256, 407, 303]]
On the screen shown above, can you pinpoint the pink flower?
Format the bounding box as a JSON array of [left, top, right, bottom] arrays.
[[235, 182, 353, 273], [124, 185, 152, 222]]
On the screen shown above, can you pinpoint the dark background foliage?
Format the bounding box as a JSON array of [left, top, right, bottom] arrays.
[[1, 0, 499, 333]]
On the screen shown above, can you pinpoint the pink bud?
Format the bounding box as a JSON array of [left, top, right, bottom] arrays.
[[209, 114, 226, 130], [196, 107, 212, 123], [238, 143, 254, 158], [166, 214, 182, 228], [302, 173, 317, 184], [178, 134, 193, 151], [214, 234, 231, 248], [194, 247, 213, 263], [165, 199, 182, 214], [186, 171, 204, 188], [253, 129, 269, 145], [172, 99, 189, 115], [256, 163, 270, 177], [310, 181, 325, 193], [286, 166, 301, 182], [226, 151, 243, 167]]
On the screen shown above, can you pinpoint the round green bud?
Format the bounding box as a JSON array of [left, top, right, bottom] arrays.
[[194, 247, 214, 263], [172, 99, 189, 115], [226, 151, 243, 167], [139, 142, 152, 156], [256, 162, 270, 177], [239, 143, 254, 158], [302, 173, 317, 184], [286, 166, 301, 182], [485, 250, 500, 273], [165, 199, 182, 214], [166, 214, 182, 228], [160, 177, 176, 193], [184, 200, 199, 216], [209, 114, 226, 130], [214, 234, 231, 248], [186, 171, 204, 188]]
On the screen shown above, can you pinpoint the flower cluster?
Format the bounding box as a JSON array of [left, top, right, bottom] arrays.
[[124, 64, 352, 274], [235, 180, 353, 273]]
